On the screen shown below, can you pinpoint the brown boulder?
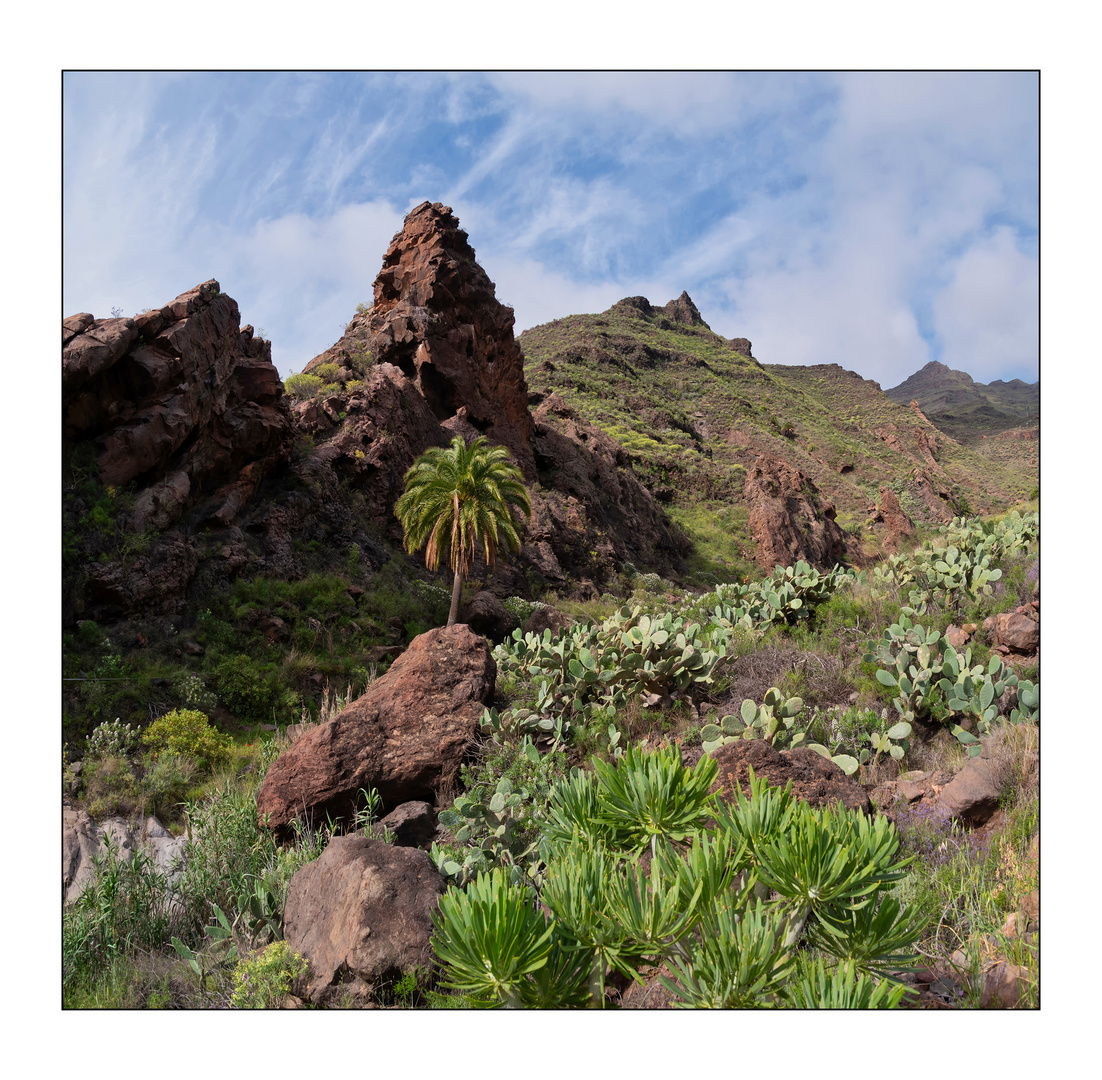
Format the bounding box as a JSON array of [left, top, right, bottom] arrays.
[[377, 801, 437, 847], [994, 611, 1039, 654], [727, 337, 753, 357], [283, 835, 445, 1006], [257, 625, 495, 828], [460, 590, 519, 644], [934, 756, 1004, 827], [709, 740, 872, 815], [744, 454, 847, 571], [523, 604, 575, 638], [979, 961, 1029, 1009]]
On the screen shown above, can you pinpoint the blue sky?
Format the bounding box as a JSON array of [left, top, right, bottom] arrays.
[[63, 71, 1038, 388]]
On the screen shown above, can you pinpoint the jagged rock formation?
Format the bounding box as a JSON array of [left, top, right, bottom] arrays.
[[306, 201, 534, 477], [294, 202, 690, 591], [662, 290, 708, 328], [64, 280, 293, 532], [609, 291, 710, 332], [744, 454, 846, 571], [866, 486, 915, 552], [63, 281, 294, 622]]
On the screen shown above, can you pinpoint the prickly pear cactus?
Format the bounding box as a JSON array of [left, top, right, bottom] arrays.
[[701, 688, 806, 754]]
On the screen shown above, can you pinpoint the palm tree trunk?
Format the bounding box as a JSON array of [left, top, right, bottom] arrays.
[[447, 566, 464, 626]]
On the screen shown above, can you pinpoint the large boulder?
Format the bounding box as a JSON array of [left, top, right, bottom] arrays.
[[283, 835, 446, 1006], [994, 609, 1039, 654], [257, 625, 495, 829], [933, 756, 1005, 827], [709, 739, 873, 815], [460, 590, 518, 644]]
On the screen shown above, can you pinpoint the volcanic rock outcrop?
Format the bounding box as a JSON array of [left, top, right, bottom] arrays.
[[296, 201, 690, 590], [64, 280, 293, 532], [867, 485, 915, 551], [306, 201, 534, 477], [744, 453, 846, 571], [63, 281, 294, 622]]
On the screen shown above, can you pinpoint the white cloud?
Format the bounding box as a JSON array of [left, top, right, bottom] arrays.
[[474, 255, 625, 333], [931, 227, 1039, 382], [62, 72, 1038, 388], [486, 72, 817, 135], [189, 199, 405, 375]]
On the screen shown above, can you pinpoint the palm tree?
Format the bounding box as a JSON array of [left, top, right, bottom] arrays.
[[395, 435, 531, 627]]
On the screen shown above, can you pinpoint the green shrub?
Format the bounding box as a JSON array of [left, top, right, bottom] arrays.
[[76, 619, 104, 647], [138, 754, 198, 820], [172, 672, 219, 714], [314, 362, 340, 382], [64, 839, 178, 997], [141, 709, 232, 769], [84, 754, 138, 819], [431, 747, 922, 1009], [284, 372, 323, 401], [212, 654, 286, 724], [229, 941, 309, 1009]]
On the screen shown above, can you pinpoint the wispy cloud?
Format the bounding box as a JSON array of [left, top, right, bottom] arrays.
[[63, 71, 1037, 385]]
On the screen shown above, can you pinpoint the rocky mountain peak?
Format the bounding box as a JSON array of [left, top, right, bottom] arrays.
[[361, 200, 535, 475], [662, 290, 708, 328]]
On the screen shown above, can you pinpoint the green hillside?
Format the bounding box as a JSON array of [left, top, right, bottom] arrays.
[[519, 297, 1037, 582]]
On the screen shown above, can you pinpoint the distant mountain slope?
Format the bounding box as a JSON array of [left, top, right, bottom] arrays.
[[519, 297, 1037, 578], [884, 361, 1038, 445]]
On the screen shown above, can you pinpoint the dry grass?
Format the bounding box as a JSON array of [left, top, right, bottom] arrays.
[[709, 643, 852, 712], [902, 717, 1038, 797]]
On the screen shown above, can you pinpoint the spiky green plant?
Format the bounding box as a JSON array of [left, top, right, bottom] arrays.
[[394, 435, 531, 626]]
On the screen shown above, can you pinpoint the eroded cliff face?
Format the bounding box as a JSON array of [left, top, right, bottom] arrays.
[[63, 205, 689, 633]]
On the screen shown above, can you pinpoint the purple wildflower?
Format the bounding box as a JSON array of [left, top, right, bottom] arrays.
[[895, 801, 989, 870]]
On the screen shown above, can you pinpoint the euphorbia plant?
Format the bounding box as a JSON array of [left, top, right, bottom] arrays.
[[431, 745, 923, 1008]]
